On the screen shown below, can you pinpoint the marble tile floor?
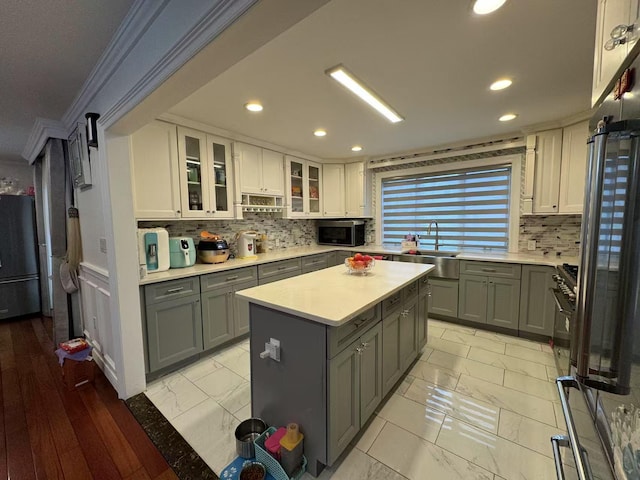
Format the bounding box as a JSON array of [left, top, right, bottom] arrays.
[[146, 319, 567, 480]]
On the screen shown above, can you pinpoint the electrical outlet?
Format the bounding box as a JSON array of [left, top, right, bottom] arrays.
[[275, 238, 280, 247], [527, 240, 536, 251], [367, 234, 373, 244], [99, 237, 107, 253]]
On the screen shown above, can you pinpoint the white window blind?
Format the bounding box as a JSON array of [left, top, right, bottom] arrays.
[[381, 165, 512, 251]]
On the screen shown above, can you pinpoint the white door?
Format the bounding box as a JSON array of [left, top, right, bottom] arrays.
[[533, 129, 563, 214], [238, 143, 263, 194], [345, 162, 364, 217], [322, 164, 345, 217], [558, 121, 590, 214], [261, 149, 285, 196]]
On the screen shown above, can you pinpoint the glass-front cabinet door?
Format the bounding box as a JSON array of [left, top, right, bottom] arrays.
[[290, 159, 304, 214], [178, 127, 207, 218], [206, 134, 233, 218], [307, 161, 322, 217]]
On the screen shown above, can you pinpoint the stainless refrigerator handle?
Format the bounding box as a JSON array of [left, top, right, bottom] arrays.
[[551, 435, 569, 480], [556, 377, 591, 480]]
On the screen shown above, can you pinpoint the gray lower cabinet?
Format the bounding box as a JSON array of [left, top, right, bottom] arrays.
[[234, 278, 258, 336], [258, 258, 301, 284], [382, 305, 401, 396], [302, 254, 329, 274], [458, 275, 487, 323], [201, 285, 234, 350], [428, 278, 458, 318], [146, 293, 203, 372], [326, 251, 338, 266], [399, 299, 418, 371], [417, 275, 430, 350], [328, 321, 382, 465], [519, 265, 556, 336]]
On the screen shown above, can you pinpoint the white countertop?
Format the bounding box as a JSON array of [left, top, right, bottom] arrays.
[[235, 261, 434, 326], [140, 244, 577, 285]]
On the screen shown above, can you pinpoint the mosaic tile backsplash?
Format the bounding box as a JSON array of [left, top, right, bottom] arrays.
[[519, 214, 582, 257], [139, 215, 318, 256]]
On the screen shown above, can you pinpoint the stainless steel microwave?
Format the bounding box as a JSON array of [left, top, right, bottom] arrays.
[[317, 220, 365, 246]]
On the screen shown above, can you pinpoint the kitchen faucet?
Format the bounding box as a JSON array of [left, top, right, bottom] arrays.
[[427, 220, 440, 251]]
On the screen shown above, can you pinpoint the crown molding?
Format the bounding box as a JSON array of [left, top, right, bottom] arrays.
[[61, 0, 171, 130], [21, 117, 68, 164], [520, 109, 593, 134]]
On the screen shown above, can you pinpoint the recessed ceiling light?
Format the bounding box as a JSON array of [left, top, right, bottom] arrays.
[[490, 78, 512, 91], [314, 129, 327, 137], [326, 64, 404, 123], [499, 113, 518, 122], [351, 145, 363, 152], [473, 0, 507, 15], [244, 102, 263, 112]]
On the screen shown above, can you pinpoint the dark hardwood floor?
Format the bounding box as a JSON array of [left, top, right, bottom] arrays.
[[0, 315, 178, 480]]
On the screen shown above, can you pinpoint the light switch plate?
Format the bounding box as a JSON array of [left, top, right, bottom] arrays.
[[527, 240, 536, 251]]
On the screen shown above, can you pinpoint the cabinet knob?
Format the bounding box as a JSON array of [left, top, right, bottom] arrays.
[[176, 210, 181, 214], [355, 346, 364, 355], [552, 205, 557, 209], [610, 23, 635, 40], [605, 36, 627, 51]]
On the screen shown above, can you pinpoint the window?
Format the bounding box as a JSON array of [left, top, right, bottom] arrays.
[[381, 165, 512, 251]]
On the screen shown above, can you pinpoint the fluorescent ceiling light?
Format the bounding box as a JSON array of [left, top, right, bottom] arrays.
[[499, 113, 518, 122], [245, 102, 263, 112], [351, 145, 363, 152], [473, 0, 507, 15], [326, 65, 403, 123], [314, 129, 327, 137], [490, 78, 512, 91]]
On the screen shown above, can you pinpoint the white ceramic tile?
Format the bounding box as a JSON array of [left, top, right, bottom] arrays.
[[171, 398, 238, 474], [376, 393, 445, 441], [355, 415, 386, 452], [368, 422, 493, 480], [503, 370, 559, 401], [408, 359, 460, 389], [546, 365, 561, 382], [441, 330, 506, 354], [427, 350, 504, 385], [405, 378, 500, 434], [553, 402, 565, 429], [237, 338, 250, 352], [540, 343, 553, 354], [504, 344, 557, 367], [429, 319, 477, 335], [212, 345, 251, 378], [455, 375, 556, 426], [428, 325, 445, 338], [467, 347, 548, 380], [474, 330, 544, 351], [233, 402, 252, 423], [304, 446, 406, 480], [218, 380, 251, 415], [436, 416, 557, 480], [498, 409, 563, 457], [393, 374, 414, 395], [427, 336, 471, 358], [193, 366, 246, 405], [417, 346, 434, 361], [179, 355, 225, 382], [145, 373, 208, 420]]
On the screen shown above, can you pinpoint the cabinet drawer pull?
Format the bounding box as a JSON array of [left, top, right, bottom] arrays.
[[388, 296, 400, 306], [166, 287, 184, 293], [226, 275, 239, 281], [277, 266, 288, 270], [481, 268, 496, 272]]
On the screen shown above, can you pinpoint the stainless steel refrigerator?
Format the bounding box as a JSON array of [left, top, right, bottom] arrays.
[[0, 195, 40, 319]]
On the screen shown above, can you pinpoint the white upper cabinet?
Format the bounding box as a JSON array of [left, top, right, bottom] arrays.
[[177, 127, 234, 219], [130, 121, 181, 219], [525, 121, 590, 215], [592, 0, 638, 106], [558, 121, 590, 213], [532, 129, 563, 214], [345, 162, 368, 217], [285, 156, 323, 218], [322, 164, 346, 217], [236, 142, 285, 197]]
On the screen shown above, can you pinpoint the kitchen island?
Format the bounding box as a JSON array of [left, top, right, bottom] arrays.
[[235, 261, 434, 476]]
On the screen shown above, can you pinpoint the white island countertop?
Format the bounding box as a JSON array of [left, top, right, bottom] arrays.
[[235, 260, 434, 327]]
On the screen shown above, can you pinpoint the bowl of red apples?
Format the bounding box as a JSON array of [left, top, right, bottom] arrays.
[[344, 253, 375, 275]]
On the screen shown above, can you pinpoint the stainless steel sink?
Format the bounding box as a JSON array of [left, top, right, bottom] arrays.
[[398, 252, 460, 279]]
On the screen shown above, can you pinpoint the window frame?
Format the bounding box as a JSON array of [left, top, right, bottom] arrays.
[[374, 154, 522, 253]]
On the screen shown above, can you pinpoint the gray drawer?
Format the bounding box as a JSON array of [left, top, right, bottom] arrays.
[[201, 266, 257, 291], [382, 290, 403, 317], [301, 254, 328, 273], [418, 273, 430, 295], [258, 270, 300, 285], [403, 280, 419, 304], [459, 260, 521, 279], [258, 258, 302, 279], [327, 305, 381, 358], [144, 277, 200, 305]]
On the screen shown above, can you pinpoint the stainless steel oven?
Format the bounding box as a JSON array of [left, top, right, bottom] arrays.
[[551, 264, 578, 377]]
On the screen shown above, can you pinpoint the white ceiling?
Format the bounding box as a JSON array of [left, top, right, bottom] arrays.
[[0, 0, 133, 163], [169, 0, 597, 160]]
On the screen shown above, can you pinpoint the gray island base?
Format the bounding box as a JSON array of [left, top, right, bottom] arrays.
[[236, 261, 434, 477]]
